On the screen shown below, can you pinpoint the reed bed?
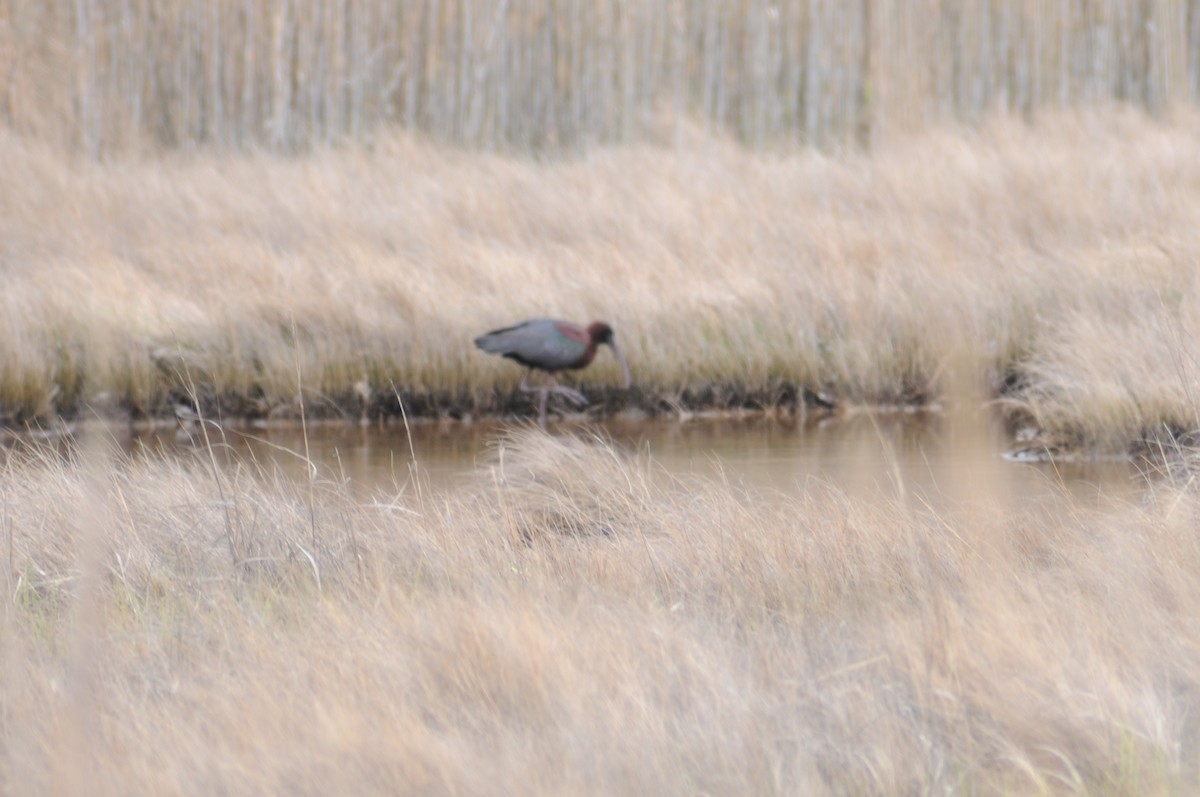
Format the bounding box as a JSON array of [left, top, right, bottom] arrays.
[[3, 106, 1200, 451], [1, 0, 1196, 154], [2, 427, 1199, 794]]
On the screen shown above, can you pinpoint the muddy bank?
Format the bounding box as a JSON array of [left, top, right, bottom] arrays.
[[25, 381, 844, 428]]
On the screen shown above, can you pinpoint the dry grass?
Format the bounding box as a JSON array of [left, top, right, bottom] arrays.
[[2, 427, 1200, 794], [3, 106, 1200, 450], [2, 0, 1194, 154]]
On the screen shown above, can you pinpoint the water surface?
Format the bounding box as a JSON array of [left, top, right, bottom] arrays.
[[108, 414, 1145, 505]]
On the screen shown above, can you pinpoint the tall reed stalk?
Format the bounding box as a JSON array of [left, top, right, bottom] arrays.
[[1, 0, 1195, 154]]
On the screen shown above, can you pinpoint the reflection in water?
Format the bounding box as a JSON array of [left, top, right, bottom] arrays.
[[66, 413, 1150, 505]]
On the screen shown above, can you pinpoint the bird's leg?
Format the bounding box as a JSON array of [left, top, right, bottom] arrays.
[[518, 368, 538, 395], [517, 371, 586, 426], [544, 375, 588, 407], [517, 368, 550, 428]]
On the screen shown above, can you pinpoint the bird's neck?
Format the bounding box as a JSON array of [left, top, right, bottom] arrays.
[[574, 342, 600, 368]]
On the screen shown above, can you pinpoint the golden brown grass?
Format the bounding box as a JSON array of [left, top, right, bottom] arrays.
[[3, 106, 1200, 450], [3, 427, 1200, 794]]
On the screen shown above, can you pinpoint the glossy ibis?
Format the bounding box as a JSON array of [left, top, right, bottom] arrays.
[[475, 318, 632, 426]]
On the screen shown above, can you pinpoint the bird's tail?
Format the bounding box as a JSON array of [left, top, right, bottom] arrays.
[[473, 329, 515, 353], [473, 332, 500, 352]]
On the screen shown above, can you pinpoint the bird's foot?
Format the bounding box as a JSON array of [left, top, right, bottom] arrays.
[[553, 386, 588, 407]]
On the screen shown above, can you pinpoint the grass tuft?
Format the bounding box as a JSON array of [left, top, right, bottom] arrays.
[[2, 429, 1200, 793]]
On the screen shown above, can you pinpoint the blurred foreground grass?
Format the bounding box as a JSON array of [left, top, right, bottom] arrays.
[[3, 427, 1200, 794]]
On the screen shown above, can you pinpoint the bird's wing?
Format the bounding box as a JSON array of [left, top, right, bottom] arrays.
[[515, 320, 588, 369], [475, 318, 588, 370]]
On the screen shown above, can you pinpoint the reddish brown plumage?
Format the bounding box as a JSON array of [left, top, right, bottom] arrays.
[[558, 322, 616, 369]]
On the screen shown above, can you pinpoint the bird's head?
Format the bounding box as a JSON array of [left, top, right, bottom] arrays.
[[587, 322, 615, 345], [587, 321, 631, 388]]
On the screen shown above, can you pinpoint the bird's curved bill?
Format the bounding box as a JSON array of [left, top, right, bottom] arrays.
[[610, 342, 632, 388]]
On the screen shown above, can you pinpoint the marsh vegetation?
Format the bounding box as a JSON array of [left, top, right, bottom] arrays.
[[5, 0, 1196, 153], [2, 428, 1199, 794], [5, 2, 1200, 793], [3, 106, 1200, 454]]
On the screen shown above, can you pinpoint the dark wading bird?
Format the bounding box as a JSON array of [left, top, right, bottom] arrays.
[[474, 318, 632, 427]]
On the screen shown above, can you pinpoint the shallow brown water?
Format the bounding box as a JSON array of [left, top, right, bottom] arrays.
[[93, 413, 1146, 505]]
